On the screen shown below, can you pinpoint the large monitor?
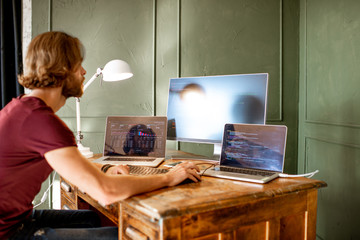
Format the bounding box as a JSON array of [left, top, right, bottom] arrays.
[[166, 73, 268, 145]]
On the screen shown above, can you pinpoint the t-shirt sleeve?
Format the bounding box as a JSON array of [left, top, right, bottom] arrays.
[[22, 108, 77, 156]]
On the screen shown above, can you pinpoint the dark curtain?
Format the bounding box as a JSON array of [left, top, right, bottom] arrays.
[[0, 0, 23, 109]]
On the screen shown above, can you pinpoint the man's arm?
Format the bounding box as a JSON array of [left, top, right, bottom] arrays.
[[93, 162, 130, 175], [44, 146, 200, 205]]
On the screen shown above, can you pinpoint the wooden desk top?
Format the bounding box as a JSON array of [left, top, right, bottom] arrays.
[[122, 172, 326, 219], [89, 151, 327, 221]]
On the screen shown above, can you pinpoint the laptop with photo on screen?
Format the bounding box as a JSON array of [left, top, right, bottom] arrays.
[[93, 116, 167, 167], [203, 123, 287, 183]]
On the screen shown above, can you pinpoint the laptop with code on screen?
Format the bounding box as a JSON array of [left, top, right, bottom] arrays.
[[203, 123, 287, 183], [94, 116, 167, 167]]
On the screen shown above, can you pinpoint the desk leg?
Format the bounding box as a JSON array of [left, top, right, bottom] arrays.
[[306, 189, 318, 240], [267, 218, 280, 239], [119, 203, 122, 240], [161, 217, 182, 239]]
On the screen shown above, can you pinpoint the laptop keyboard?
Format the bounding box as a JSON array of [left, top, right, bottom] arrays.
[[219, 166, 274, 177], [106, 157, 157, 162], [128, 165, 169, 175]]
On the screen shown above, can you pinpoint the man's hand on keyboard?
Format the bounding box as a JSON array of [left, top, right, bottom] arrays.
[[106, 165, 130, 175], [166, 162, 201, 186]]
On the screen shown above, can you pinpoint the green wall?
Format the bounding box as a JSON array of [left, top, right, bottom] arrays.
[[298, 0, 360, 239], [32, 0, 299, 173]]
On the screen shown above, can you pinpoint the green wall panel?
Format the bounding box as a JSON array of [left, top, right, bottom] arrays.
[[305, 138, 360, 240], [31, 0, 50, 36], [180, 0, 281, 121], [299, 0, 360, 238], [305, 0, 360, 126], [155, 0, 179, 116]]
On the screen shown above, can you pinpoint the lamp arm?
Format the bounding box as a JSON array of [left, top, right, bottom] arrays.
[[83, 68, 103, 92], [75, 97, 82, 144], [75, 67, 103, 144], [73, 60, 132, 158]]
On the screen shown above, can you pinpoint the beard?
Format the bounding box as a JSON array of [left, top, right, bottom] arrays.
[[62, 75, 84, 98]]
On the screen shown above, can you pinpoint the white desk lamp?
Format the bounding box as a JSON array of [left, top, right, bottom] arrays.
[[76, 59, 133, 158]]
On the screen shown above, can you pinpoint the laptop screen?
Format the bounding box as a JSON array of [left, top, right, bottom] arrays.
[[220, 124, 287, 172], [103, 116, 167, 158]]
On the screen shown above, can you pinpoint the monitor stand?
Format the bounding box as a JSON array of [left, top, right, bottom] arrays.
[[212, 143, 222, 160], [167, 141, 220, 161]]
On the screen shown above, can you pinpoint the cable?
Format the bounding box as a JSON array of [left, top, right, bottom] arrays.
[[196, 163, 216, 176], [33, 172, 57, 208], [279, 170, 319, 178]]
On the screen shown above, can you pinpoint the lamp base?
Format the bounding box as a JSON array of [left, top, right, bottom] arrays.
[[77, 143, 94, 158]]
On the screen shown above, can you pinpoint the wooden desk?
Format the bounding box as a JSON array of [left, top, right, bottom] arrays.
[[60, 155, 327, 240]]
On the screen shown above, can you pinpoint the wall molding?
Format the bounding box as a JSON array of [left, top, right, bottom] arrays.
[[153, 0, 157, 116], [305, 136, 360, 149], [305, 120, 360, 129], [278, 0, 283, 122], [303, 136, 360, 174]]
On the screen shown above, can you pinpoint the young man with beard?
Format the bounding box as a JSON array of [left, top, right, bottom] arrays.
[[0, 31, 200, 239]]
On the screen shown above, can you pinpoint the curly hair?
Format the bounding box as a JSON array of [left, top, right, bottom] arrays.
[[18, 31, 84, 91]]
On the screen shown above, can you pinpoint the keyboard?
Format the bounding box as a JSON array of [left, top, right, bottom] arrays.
[[105, 157, 156, 162], [219, 166, 274, 177], [128, 165, 199, 185], [128, 165, 169, 175]]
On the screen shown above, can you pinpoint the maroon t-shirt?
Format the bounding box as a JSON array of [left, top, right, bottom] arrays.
[[0, 96, 77, 238]]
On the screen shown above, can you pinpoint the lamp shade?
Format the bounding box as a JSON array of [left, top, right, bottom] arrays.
[[102, 59, 133, 82]]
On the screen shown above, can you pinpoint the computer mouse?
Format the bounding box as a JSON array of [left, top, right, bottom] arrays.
[[179, 177, 201, 185]]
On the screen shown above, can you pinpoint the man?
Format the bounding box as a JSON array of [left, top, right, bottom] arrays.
[[0, 31, 200, 239]]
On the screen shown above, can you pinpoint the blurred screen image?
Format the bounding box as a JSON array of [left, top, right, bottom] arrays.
[[166, 73, 268, 143]]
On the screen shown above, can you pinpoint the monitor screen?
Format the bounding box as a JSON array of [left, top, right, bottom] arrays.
[[166, 73, 268, 144]]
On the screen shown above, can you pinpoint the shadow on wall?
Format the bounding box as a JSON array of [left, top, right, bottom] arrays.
[[232, 95, 264, 124]]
